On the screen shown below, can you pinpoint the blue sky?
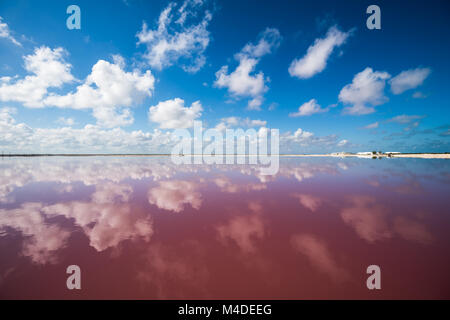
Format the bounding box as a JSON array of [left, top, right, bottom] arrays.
[[0, 0, 449, 153]]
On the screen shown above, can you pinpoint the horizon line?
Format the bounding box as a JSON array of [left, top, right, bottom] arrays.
[[1, 152, 449, 157]]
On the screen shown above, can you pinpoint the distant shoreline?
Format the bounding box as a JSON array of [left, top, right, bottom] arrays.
[[1, 153, 449, 159], [283, 153, 450, 159]]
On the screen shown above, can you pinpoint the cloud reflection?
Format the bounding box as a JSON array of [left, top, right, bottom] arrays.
[[0, 182, 154, 264], [291, 193, 322, 212], [148, 180, 203, 213], [340, 196, 392, 243], [341, 196, 433, 245], [291, 233, 349, 283], [216, 201, 265, 253], [44, 183, 153, 252], [0, 203, 70, 264]]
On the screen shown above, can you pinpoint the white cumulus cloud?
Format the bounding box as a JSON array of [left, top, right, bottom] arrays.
[[0, 46, 75, 107], [214, 28, 281, 110], [0, 48, 154, 128], [288, 26, 350, 79], [289, 98, 328, 117], [0, 107, 174, 153], [44, 57, 155, 127], [137, 0, 212, 73], [339, 67, 391, 115], [148, 98, 202, 129]]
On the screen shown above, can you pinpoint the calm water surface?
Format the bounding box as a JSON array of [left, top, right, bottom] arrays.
[[0, 156, 449, 299]]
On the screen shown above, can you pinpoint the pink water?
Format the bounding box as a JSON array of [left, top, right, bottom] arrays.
[[0, 156, 449, 299]]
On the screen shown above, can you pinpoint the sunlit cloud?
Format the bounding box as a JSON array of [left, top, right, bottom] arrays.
[[137, 0, 212, 73], [214, 28, 281, 110], [289, 26, 351, 79], [339, 67, 391, 115]]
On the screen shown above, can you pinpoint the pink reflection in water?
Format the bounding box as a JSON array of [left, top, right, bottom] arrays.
[[0, 156, 449, 299]]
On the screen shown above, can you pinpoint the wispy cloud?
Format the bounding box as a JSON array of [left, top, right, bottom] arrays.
[[389, 67, 431, 95], [56, 117, 75, 126], [364, 122, 379, 129], [0, 16, 22, 46], [387, 114, 424, 124], [214, 116, 267, 131], [412, 91, 427, 99]]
